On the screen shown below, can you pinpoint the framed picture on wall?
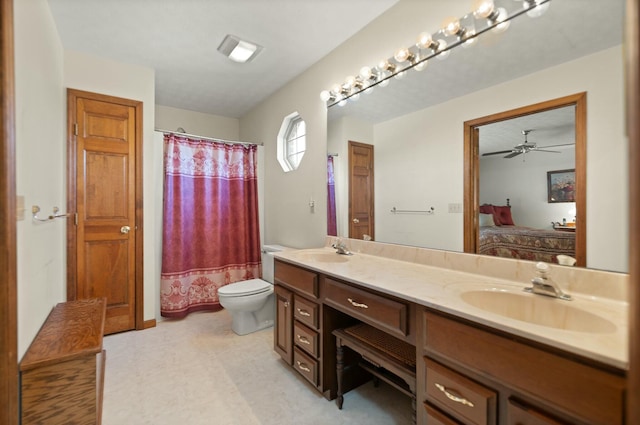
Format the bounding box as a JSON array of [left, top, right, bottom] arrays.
[[547, 169, 575, 203]]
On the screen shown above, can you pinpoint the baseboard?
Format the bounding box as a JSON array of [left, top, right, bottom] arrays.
[[142, 319, 156, 329]]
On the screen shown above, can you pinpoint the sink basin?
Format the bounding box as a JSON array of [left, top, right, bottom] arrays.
[[295, 252, 350, 263], [460, 289, 616, 333]]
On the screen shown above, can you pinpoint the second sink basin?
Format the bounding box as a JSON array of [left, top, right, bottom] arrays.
[[460, 289, 617, 334]]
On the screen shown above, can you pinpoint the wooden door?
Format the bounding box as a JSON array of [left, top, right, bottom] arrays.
[[348, 141, 374, 240], [67, 89, 143, 335]]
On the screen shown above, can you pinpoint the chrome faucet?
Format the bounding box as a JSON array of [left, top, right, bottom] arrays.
[[331, 238, 352, 255], [524, 262, 572, 300]]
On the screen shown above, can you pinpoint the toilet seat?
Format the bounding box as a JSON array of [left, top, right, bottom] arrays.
[[218, 279, 271, 297]]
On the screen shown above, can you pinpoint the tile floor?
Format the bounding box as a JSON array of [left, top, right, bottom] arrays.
[[102, 310, 412, 424]]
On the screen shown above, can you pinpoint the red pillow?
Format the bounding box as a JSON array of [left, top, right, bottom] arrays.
[[492, 206, 514, 225], [479, 204, 494, 214], [479, 204, 503, 226]]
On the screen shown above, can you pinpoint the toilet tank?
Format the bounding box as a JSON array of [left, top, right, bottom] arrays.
[[262, 245, 291, 283]]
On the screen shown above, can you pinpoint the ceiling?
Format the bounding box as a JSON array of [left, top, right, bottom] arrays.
[[47, 0, 399, 118]]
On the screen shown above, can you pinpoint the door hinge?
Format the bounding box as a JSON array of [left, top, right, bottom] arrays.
[[74, 213, 78, 226], [73, 123, 78, 136]]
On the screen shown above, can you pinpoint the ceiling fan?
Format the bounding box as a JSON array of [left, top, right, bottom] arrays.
[[482, 130, 573, 159]]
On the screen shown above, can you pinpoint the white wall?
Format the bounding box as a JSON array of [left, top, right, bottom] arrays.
[[14, 0, 66, 357], [155, 105, 239, 140]]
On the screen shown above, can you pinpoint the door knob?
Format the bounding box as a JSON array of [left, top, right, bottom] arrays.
[[352, 218, 360, 223], [120, 225, 131, 234]]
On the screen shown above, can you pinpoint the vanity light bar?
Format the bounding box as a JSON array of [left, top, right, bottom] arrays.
[[319, 0, 551, 107]]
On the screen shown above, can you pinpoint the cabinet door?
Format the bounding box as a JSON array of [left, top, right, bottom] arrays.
[[274, 285, 293, 364]]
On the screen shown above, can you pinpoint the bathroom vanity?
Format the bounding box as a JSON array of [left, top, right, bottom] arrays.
[[273, 241, 628, 425]]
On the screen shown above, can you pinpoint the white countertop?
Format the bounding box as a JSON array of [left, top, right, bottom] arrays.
[[273, 247, 628, 370]]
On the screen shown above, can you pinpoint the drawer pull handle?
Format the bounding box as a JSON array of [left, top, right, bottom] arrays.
[[347, 298, 369, 309], [296, 308, 311, 317], [434, 383, 475, 408], [296, 335, 311, 345], [296, 361, 311, 372], [283, 301, 289, 308]]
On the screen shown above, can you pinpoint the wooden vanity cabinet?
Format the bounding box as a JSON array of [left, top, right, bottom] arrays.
[[422, 309, 626, 425], [274, 260, 324, 390]]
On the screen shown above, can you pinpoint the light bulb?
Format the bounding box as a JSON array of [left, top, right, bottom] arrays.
[[359, 66, 372, 80], [435, 39, 450, 60], [416, 32, 433, 49], [338, 99, 347, 107], [332, 84, 342, 94], [414, 60, 427, 71], [394, 47, 412, 63], [462, 30, 477, 48], [442, 17, 461, 37], [473, 0, 494, 19], [319, 90, 331, 102], [378, 72, 390, 87], [491, 7, 510, 33], [345, 75, 356, 88], [526, 1, 550, 18]]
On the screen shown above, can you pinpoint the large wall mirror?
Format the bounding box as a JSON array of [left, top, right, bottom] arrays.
[[327, 0, 628, 272]]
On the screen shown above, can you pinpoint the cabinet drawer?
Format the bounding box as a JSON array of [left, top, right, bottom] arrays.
[[293, 347, 318, 386], [507, 398, 569, 425], [275, 260, 319, 299], [324, 277, 408, 337], [425, 358, 497, 425], [294, 321, 319, 357], [424, 403, 462, 425], [294, 296, 318, 329]]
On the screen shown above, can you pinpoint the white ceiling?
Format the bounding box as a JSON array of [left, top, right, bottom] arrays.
[[47, 0, 399, 118]]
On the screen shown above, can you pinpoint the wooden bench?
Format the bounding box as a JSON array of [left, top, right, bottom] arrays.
[[333, 322, 416, 424]]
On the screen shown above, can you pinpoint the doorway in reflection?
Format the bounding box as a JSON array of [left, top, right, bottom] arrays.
[[463, 93, 586, 266]]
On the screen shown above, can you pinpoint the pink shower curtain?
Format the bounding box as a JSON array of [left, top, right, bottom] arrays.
[[160, 134, 261, 318], [327, 155, 337, 236]]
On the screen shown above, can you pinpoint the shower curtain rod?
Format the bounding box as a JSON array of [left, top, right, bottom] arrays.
[[155, 128, 263, 146]]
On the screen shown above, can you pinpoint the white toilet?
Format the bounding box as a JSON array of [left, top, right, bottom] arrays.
[[218, 245, 288, 335]]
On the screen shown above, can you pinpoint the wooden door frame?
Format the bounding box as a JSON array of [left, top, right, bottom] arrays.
[[626, 0, 640, 419], [0, 0, 18, 422], [463, 92, 587, 267], [66, 88, 145, 330]]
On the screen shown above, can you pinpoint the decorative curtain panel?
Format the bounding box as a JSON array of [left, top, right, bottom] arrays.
[[160, 134, 261, 318], [327, 155, 337, 236]]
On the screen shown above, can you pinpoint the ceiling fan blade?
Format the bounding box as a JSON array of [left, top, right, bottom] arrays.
[[533, 149, 561, 153], [537, 143, 574, 148], [504, 151, 522, 158], [482, 150, 514, 157]]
